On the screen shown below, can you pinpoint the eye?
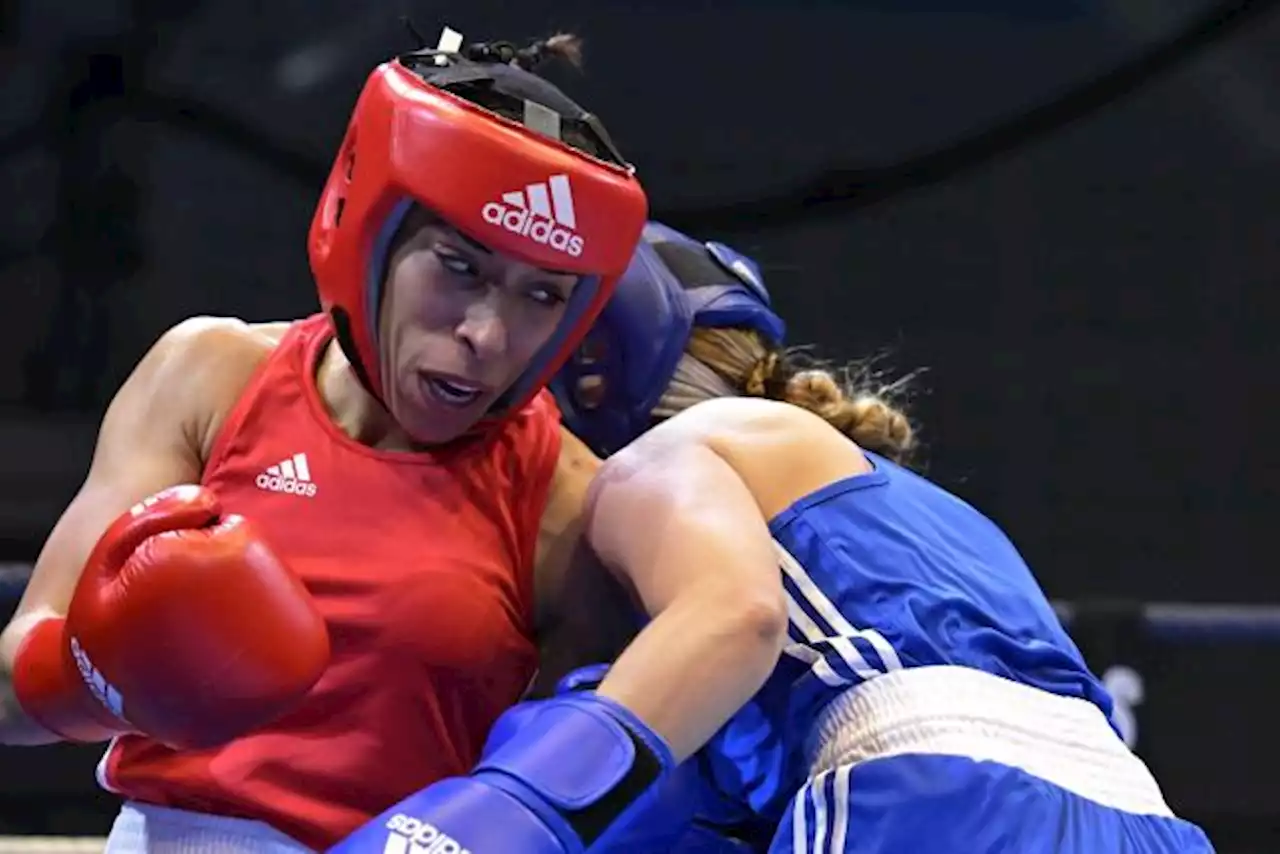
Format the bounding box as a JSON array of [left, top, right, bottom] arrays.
[[434, 249, 477, 278], [525, 284, 568, 307]]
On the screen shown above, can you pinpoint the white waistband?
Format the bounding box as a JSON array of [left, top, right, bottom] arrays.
[[104, 803, 313, 854], [807, 665, 1173, 817]]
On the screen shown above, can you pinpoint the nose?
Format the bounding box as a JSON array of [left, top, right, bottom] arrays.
[[455, 295, 509, 361]]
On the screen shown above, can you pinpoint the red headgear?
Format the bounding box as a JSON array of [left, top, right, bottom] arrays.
[[308, 56, 648, 430]]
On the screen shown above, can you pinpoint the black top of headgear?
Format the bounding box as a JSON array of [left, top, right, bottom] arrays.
[[396, 44, 629, 169]]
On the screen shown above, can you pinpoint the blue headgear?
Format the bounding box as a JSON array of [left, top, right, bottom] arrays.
[[549, 221, 786, 456]]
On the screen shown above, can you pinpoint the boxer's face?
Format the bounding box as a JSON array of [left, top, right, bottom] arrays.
[[378, 209, 581, 443]]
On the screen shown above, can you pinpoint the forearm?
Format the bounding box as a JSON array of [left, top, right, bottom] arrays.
[[595, 584, 785, 761], [582, 436, 787, 762]]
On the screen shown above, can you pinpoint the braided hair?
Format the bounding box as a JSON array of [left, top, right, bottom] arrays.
[[460, 33, 584, 72], [397, 28, 618, 164]]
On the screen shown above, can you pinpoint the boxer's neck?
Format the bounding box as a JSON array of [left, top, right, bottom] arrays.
[[314, 339, 420, 452]]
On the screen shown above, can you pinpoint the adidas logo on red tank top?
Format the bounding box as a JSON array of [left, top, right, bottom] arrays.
[[255, 452, 317, 498], [480, 174, 584, 258]]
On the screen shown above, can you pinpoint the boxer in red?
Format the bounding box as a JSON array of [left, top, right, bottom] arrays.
[[0, 29, 648, 852]]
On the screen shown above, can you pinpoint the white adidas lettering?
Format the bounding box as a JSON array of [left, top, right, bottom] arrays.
[[69, 636, 126, 720], [480, 173, 584, 257], [384, 813, 472, 854], [255, 452, 318, 498], [129, 492, 165, 517], [128, 484, 201, 517]]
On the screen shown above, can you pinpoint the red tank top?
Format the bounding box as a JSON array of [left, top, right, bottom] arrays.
[[98, 314, 562, 850]]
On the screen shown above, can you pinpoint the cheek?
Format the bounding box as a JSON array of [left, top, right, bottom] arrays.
[[385, 268, 455, 342], [508, 306, 571, 363]]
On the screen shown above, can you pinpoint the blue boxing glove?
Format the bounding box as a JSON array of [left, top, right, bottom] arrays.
[[478, 663, 614, 756], [554, 667, 763, 854], [670, 825, 763, 853], [328, 674, 675, 854], [599, 772, 764, 854]]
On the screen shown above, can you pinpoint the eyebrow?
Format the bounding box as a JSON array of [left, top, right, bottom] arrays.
[[448, 228, 578, 279]]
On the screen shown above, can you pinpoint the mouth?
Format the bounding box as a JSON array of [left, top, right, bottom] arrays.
[[419, 372, 488, 408]]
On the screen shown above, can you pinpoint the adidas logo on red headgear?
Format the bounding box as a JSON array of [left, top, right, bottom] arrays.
[[481, 174, 584, 257]]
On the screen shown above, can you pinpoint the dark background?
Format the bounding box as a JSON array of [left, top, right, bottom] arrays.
[[1, 0, 1277, 848]]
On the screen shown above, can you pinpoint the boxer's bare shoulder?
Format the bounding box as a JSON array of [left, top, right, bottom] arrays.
[[156, 317, 291, 460], [0, 316, 298, 689], [627, 396, 874, 520], [160, 316, 287, 366], [244, 319, 294, 346]]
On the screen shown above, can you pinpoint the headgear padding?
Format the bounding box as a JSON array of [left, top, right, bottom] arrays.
[[550, 222, 785, 456], [309, 51, 647, 430]]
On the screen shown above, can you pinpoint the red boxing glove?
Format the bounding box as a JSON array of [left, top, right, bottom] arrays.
[[12, 485, 330, 749]]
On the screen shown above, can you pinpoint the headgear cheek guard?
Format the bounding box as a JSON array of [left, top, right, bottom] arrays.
[[308, 57, 648, 429], [550, 222, 786, 457]]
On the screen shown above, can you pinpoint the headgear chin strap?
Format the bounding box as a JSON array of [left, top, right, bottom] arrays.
[[550, 222, 786, 457], [308, 32, 648, 434]]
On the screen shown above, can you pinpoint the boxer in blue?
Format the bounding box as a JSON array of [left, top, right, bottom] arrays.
[[328, 224, 1215, 853]]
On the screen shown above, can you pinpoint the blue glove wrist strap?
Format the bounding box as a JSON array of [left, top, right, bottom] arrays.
[[476, 693, 675, 846]]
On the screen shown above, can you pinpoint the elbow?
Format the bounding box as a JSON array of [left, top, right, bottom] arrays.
[[667, 578, 788, 663], [743, 591, 790, 650], [716, 585, 789, 657]]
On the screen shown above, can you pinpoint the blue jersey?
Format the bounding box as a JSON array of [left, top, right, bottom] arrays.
[[699, 452, 1114, 823]]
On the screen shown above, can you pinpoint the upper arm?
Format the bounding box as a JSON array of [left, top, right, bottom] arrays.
[[0, 317, 265, 662], [534, 427, 600, 596], [584, 423, 784, 621]]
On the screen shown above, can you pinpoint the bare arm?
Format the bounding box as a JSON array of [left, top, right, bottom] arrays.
[[0, 317, 268, 744], [585, 427, 788, 762], [529, 428, 636, 698]]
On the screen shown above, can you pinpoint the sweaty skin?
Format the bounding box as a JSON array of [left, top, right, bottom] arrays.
[[548, 396, 873, 762]]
